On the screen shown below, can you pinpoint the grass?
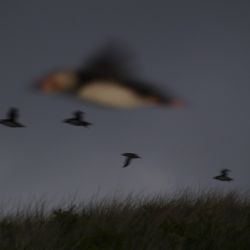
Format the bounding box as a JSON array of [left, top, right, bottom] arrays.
[[0, 190, 250, 250]]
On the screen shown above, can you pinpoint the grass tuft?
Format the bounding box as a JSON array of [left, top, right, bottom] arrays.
[[0, 190, 250, 249]]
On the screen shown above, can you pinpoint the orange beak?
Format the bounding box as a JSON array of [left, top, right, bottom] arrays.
[[41, 79, 54, 92], [39, 77, 62, 93]]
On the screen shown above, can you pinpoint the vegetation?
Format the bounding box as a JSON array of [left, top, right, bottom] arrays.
[[0, 190, 250, 250]]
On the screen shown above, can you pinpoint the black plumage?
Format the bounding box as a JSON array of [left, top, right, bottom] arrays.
[[121, 153, 141, 168], [63, 111, 92, 127], [0, 108, 25, 128], [213, 169, 233, 181]]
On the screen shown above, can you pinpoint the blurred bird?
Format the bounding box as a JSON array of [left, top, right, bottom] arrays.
[[0, 108, 25, 128], [121, 153, 141, 168], [35, 43, 185, 109], [213, 169, 233, 181], [63, 111, 92, 127]]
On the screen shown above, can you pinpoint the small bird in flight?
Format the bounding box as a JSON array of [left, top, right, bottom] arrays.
[[35, 43, 185, 109], [63, 111, 92, 127], [213, 169, 233, 181], [121, 153, 141, 168], [0, 108, 25, 128]]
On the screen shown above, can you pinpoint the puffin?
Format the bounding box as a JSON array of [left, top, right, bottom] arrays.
[[36, 44, 185, 109], [213, 169, 233, 182], [63, 111, 92, 127], [121, 153, 141, 168], [0, 108, 25, 128]]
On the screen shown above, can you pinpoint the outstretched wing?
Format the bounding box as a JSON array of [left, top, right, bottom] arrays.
[[82, 121, 92, 127], [123, 157, 131, 168], [7, 108, 18, 120], [73, 111, 83, 120], [221, 169, 230, 176], [78, 42, 133, 80]]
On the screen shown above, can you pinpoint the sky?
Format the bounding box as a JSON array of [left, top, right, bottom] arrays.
[[0, 0, 250, 206]]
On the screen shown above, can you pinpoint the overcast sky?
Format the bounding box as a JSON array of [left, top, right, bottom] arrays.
[[0, 0, 250, 206]]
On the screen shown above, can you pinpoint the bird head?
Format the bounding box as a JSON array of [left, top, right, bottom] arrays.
[[36, 70, 77, 93]]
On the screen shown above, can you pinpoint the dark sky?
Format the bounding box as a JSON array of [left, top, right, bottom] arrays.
[[0, 1, 250, 205]]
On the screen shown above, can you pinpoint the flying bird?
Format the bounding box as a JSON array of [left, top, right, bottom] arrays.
[[63, 111, 92, 127], [121, 153, 141, 168], [213, 169, 233, 181], [0, 108, 25, 128], [35, 43, 185, 109]]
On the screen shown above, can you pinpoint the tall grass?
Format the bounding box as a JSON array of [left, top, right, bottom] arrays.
[[0, 189, 250, 250]]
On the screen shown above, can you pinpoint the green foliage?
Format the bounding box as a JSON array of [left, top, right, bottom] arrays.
[[0, 190, 250, 250]]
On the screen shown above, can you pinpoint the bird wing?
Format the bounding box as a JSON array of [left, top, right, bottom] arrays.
[[82, 121, 92, 127], [7, 108, 18, 120], [74, 111, 83, 120], [221, 169, 229, 175], [78, 42, 133, 80], [123, 157, 131, 168]]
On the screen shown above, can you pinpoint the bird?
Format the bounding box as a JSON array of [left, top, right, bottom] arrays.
[[63, 111, 92, 127], [213, 169, 233, 181], [35, 43, 185, 109], [121, 153, 141, 168], [0, 108, 25, 128]]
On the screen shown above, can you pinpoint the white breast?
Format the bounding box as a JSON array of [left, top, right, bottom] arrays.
[[77, 81, 150, 108]]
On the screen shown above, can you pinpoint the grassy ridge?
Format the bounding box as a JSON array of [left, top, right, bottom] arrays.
[[0, 190, 250, 250]]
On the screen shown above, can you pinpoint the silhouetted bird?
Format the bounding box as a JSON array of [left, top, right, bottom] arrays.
[[121, 153, 141, 168], [213, 169, 233, 181], [63, 111, 92, 127], [36, 43, 185, 109], [0, 108, 25, 127]]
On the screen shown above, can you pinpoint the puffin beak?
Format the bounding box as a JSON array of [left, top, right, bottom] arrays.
[[41, 79, 53, 92], [36, 77, 56, 93]]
